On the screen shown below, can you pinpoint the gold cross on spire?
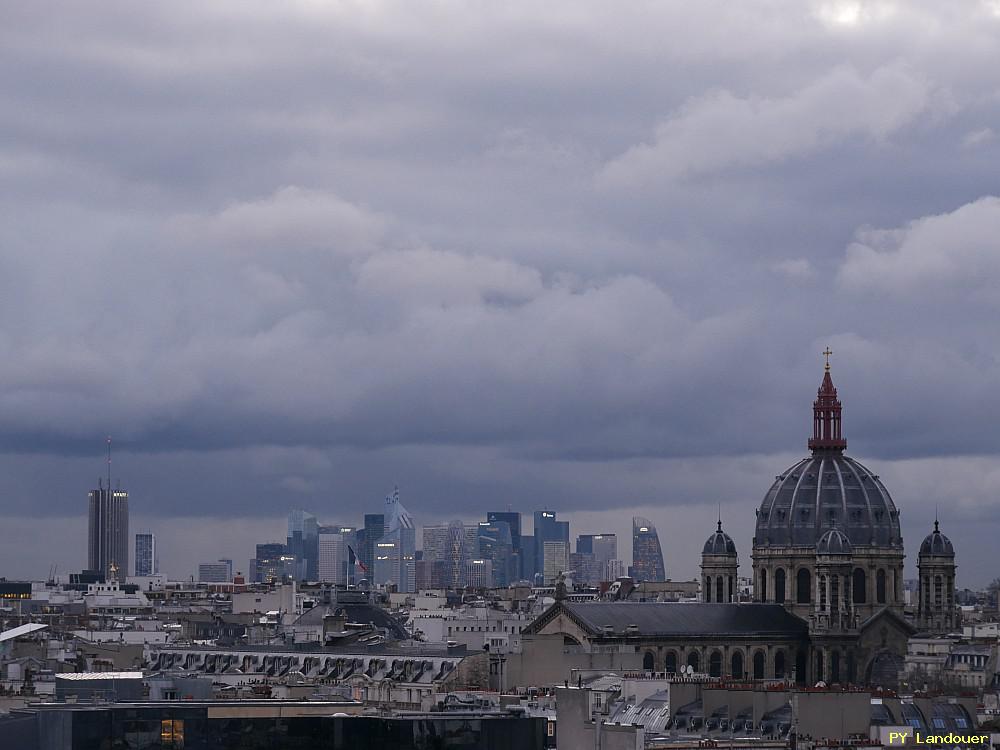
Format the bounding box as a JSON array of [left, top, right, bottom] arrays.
[[823, 347, 833, 371]]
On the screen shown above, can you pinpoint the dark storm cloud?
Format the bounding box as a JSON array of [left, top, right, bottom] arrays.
[[2, 1, 1000, 584]]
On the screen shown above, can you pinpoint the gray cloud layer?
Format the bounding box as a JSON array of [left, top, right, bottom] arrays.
[[1, 1, 999, 584]]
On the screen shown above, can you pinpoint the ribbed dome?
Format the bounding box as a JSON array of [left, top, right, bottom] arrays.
[[919, 521, 954, 557], [755, 454, 901, 548], [703, 521, 737, 556], [817, 527, 852, 555]]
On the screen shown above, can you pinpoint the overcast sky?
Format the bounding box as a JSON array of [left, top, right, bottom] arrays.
[[2, 1, 999, 586]]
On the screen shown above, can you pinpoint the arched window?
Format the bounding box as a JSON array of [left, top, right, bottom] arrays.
[[687, 651, 700, 672], [643, 652, 655, 671], [709, 650, 722, 677], [705, 576, 712, 602], [759, 569, 767, 601], [847, 652, 856, 684], [797, 568, 812, 604], [795, 650, 807, 685], [815, 651, 824, 682], [775, 568, 786, 603], [876, 569, 887, 604], [819, 575, 827, 611], [852, 568, 867, 604], [731, 651, 744, 679], [728, 576, 734, 603], [665, 651, 678, 673], [934, 575, 943, 607], [831, 650, 841, 683], [774, 651, 785, 679], [753, 650, 765, 679], [831, 575, 839, 610], [716, 576, 724, 603]]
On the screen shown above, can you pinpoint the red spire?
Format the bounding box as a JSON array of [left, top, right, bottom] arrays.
[[807, 348, 847, 453]]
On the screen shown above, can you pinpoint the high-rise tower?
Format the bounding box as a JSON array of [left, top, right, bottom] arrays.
[[88, 438, 129, 580], [631, 516, 665, 581]]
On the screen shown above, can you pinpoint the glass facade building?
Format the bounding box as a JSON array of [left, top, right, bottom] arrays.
[[630, 516, 666, 581]]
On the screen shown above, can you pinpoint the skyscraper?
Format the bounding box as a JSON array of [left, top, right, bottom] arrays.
[[422, 520, 478, 588], [477, 520, 514, 587], [533, 511, 569, 579], [542, 540, 569, 583], [373, 488, 415, 593], [360, 513, 385, 580], [318, 525, 356, 584], [88, 479, 129, 580], [253, 542, 288, 583], [631, 516, 666, 582], [286, 510, 319, 581], [134, 532, 155, 577], [487, 510, 522, 578]]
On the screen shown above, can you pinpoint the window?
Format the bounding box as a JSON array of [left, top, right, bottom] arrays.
[[731, 651, 744, 680], [775, 568, 786, 603], [665, 651, 678, 673], [796, 568, 811, 604], [831, 650, 840, 683], [877, 569, 887, 604], [687, 651, 700, 672], [705, 576, 713, 602], [753, 650, 765, 679], [759, 570, 767, 601], [709, 651, 722, 677], [716, 577, 724, 603], [774, 651, 785, 679], [852, 568, 866, 604], [643, 652, 655, 671]]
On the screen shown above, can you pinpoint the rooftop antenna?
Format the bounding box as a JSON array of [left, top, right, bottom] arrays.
[[107, 436, 112, 495]]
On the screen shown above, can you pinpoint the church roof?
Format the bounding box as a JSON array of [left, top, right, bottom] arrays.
[[703, 520, 737, 556], [553, 602, 808, 638], [919, 521, 955, 557], [755, 364, 902, 549]]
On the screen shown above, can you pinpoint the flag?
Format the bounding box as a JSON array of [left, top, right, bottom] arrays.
[[348, 545, 367, 573]]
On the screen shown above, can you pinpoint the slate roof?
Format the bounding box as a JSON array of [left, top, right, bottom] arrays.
[[755, 455, 901, 548], [292, 604, 409, 640], [557, 602, 808, 638]]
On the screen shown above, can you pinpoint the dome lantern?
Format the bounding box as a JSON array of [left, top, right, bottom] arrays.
[[808, 348, 847, 454]]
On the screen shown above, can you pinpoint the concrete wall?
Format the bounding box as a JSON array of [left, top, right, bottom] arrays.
[[555, 687, 643, 750], [507, 635, 641, 688], [795, 690, 870, 739]]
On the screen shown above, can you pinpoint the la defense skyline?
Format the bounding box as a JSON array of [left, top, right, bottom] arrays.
[[79, 355, 975, 587]]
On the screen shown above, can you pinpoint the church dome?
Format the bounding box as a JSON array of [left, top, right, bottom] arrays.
[[703, 520, 737, 556], [754, 362, 902, 550], [919, 521, 954, 557], [817, 527, 852, 555]]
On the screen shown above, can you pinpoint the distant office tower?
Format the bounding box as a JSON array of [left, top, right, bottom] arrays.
[[487, 511, 522, 577], [569, 552, 601, 585], [286, 510, 319, 581], [631, 516, 666, 582], [605, 559, 627, 580], [465, 558, 494, 589], [318, 526, 356, 584], [520, 535, 535, 582], [533, 511, 569, 578], [543, 540, 570, 583], [478, 520, 514, 587], [577, 533, 616, 559], [88, 479, 129, 580], [198, 559, 233, 582], [134, 532, 155, 577], [360, 513, 385, 580], [423, 521, 478, 588], [253, 542, 288, 583], [373, 488, 416, 593]]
